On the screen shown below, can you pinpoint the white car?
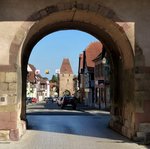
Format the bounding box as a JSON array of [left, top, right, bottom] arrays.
[[56, 97, 63, 106], [52, 97, 57, 102]]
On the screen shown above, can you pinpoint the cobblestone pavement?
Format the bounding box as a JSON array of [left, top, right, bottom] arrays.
[[0, 102, 148, 149]]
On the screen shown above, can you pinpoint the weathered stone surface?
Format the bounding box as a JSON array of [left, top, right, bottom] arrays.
[[10, 111, 19, 122], [0, 104, 19, 112], [0, 121, 17, 129], [139, 123, 150, 133], [145, 132, 150, 144], [9, 120, 26, 141], [135, 100, 150, 131], [137, 131, 145, 138], [135, 91, 150, 101], [0, 130, 9, 141], [8, 83, 17, 91], [124, 119, 130, 128], [0, 72, 6, 82], [6, 72, 16, 83], [135, 80, 150, 91], [135, 73, 150, 80], [7, 96, 17, 105], [0, 83, 8, 91], [9, 129, 19, 141], [0, 112, 10, 121]]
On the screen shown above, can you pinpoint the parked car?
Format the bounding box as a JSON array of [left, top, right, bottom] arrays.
[[60, 96, 77, 110], [31, 97, 38, 103], [52, 97, 57, 102], [45, 97, 53, 103], [56, 96, 63, 106]]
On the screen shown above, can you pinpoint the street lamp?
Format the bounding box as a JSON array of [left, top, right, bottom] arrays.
[[55, 69, 60, 97], [102, 57, 106, 64], [101, 57, 107, 109], [46, 80, 50, 97], [35, 69, 40, 99], [45, 69, 50, 97]]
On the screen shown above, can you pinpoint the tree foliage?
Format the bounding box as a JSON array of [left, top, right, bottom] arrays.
[[51, 75, 58, 83]]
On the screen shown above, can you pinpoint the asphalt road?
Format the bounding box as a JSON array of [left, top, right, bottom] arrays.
[[0, 101, 148, 149]]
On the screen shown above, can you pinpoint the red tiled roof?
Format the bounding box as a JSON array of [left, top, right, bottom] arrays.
[[85, 41, 102, 68], [27, 64, 36, 83], [60, 58, 73, 74], [28, 64, 36, 72]]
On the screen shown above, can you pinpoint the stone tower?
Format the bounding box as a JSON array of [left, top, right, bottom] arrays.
[[59, 58, 74, 96]]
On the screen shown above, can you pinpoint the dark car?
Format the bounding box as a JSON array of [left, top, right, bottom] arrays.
[[61, 96, 77, 110], [26, 97, 32, 104], [44, 97, 53, 103]]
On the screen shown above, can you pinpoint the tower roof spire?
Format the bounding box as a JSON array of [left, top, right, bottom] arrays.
[[60, 58, 73, 74]]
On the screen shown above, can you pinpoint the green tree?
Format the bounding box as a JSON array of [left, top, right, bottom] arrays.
[[51, 75, 58, 83]]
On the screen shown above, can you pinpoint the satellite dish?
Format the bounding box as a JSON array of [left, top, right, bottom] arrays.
[[35, 69, 40, 75], [55, 69, 60, 74]]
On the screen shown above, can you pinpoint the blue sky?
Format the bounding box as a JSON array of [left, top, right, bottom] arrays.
[[29, 30, 98, 79]]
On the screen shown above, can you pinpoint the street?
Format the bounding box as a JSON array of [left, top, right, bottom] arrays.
[[0, 101, 148, 149]]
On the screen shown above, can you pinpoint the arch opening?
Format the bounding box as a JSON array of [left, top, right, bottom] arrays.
[[17, 9, 135, 139]]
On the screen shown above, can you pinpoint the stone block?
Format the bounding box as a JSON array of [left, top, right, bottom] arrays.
[[6, 72, 16, 83], [8, 83, 17, 91], [18, 120, 26, 138], [0, 121, 17, 129], [9, 129, 19, 141], [0, 104, 19, 112], [135, 80, 150, 91], [135, 67, 150, 74], [145, 132, 150, 144], [139, 123, 150, 132], [137, 131, 145, 138], [135, 91, 150, 102], [135, 73, 150, 80], [10, 111, 19, 122], [0, 130, 9, 141], [0, 83, 8, 91], [0, 72, 6, 82], [0, 112, 10, 121], [9, 120, 26, 141], [7, 96, 17, 105]]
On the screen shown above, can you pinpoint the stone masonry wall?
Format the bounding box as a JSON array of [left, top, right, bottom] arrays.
[[0, 72, 26, 141], [134, 67, 150, 144]]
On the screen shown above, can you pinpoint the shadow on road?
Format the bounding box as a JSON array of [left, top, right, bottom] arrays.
[[26, 101, 140, 146]]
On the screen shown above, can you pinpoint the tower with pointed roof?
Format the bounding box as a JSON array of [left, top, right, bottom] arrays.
[[59, 58, 74, 96]]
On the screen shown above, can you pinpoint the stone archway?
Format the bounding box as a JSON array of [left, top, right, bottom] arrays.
[[3, 2, 137, 141], [19, 9, 135, 140], [63, 90, 71, 96]]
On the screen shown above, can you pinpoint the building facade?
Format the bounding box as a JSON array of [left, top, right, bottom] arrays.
[[27, 64, 48, 101], [78, 41, 102, 106], [93, 54, 111, 110]]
